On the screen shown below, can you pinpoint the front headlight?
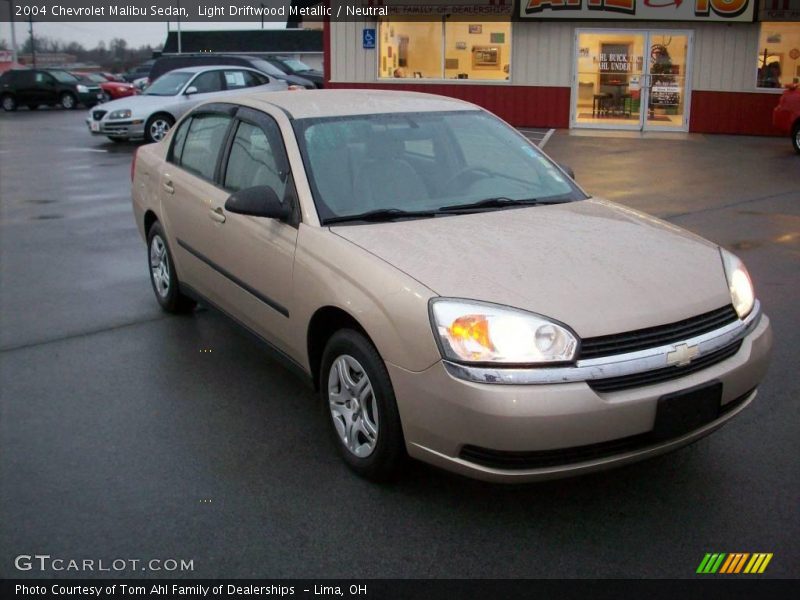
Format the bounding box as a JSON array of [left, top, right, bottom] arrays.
[[109, 109, 132, 120], [76, 84, 89, 93], [720, 249, 755, 318], [429, 299, 578, 365]]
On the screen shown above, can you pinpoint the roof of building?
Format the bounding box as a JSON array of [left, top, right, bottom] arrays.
[[233, 89, 479, 119], [162, 29, 323, 55]]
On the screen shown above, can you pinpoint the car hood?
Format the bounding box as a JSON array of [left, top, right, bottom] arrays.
[[94, 94, 177, 114], [331, 198, 733, 338]]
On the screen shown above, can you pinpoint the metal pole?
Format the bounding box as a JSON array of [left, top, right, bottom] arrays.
[[261, 3, 265, 29], [6, 1, 18, 64], [28, 14, 35, 68], [177, 0, 182, 54]]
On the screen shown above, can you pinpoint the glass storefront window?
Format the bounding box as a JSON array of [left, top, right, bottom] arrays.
[[756, 22, 800, 89], [379, 18, 511, 81]]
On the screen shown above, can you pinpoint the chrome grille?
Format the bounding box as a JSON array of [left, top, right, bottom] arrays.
[[580, 305, 739, 360]]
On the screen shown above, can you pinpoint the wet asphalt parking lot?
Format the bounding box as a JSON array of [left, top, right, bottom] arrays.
[[0, 107, 798, 579]]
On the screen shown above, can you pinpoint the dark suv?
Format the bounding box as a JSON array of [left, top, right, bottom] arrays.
[[265, 56, 324, 88], [149, 54, 316, 89], [1, 69, 104, 111]]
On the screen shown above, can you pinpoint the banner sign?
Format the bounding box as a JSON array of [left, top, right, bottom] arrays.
[[521, 0, 756, 22]]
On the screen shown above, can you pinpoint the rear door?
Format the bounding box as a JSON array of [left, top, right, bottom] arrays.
[[34, 72, 58, 104], [158, 104, 236, 294]]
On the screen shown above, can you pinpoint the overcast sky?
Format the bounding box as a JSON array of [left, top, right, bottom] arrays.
[[1, 21, 284, 49]]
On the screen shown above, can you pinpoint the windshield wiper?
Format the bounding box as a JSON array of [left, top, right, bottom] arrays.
[[324, 208, 445, 225], [439, 197, 567, 212]]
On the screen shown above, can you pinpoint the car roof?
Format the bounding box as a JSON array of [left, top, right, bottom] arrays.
[[230, 89, 480, 119]]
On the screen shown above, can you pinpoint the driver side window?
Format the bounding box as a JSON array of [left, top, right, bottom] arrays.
[[189, 71, 223, 94]]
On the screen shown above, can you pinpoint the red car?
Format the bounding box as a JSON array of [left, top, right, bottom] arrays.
[[772, 83, 800, 154], [72, 72, 139, 102]]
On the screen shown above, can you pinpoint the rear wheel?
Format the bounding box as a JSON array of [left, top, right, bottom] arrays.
[[146, 222, 196, 314], [145, 114, 174, 143], [60, 92, 77, 110], [792, 121, 800, 154], [1, 94, 17, 112], [321, 330, 406, 481]]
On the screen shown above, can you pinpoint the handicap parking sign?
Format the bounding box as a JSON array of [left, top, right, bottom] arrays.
[[363, 28, 376, 49]]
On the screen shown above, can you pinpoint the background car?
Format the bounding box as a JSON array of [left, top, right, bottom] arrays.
[[72, 71, 139, 102], [265, 56, 324, 88], [773, 83, 800, 154], [122, 60, 155, 84], [1, 68, 104, 111], [87, 65, 287, 143], [150, 53, 316, 89]]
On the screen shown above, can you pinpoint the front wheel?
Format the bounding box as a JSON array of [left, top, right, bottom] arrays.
[[145, 114, 174, 143], [321, 330, 406, 481], [146, 222, 196, 314], [60, 92, 77, 110], [792, 122, 800, 154]]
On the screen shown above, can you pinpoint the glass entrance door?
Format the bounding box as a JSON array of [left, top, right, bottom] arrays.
[[573, 30, 692, 131]]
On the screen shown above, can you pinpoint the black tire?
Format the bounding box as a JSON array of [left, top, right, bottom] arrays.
[[320, 329, 406, 481], [27, 104, 39, 111], [144, 113, 175, 143], [146, 221, 196, 314], [60, 92, 77, 110], [792, 121, 800, 155], [1, 94, 17, 112]]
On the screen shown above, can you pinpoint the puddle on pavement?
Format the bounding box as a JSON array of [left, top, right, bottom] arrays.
[[33, 214, 64, 220], [25, 199, 57, 204]]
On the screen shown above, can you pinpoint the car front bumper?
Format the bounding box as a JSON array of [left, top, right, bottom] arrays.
[[86, 117, 145, 139], [388, 312, 772, 483]]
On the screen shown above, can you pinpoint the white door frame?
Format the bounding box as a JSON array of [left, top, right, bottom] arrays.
[[570, 28, 694, 132]]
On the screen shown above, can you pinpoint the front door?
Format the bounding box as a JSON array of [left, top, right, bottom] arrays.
[[572, 30, 693, 132]]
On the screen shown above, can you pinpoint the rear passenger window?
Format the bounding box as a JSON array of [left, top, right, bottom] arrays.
[[169, 118, 192, 165], [224, 120, 288, 197], [180, 114, 231, 181]]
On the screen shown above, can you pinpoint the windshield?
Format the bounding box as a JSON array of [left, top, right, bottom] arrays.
[[145, 72, 193, 96], [249, 59, 287, 78], [76, 73, 105, 83], [295, 111, 586, 224], [49, 70, 78, 84], [281, 58, 312, 72]]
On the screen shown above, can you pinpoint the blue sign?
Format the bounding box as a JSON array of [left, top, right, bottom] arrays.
[[362, 28, 376, 50]]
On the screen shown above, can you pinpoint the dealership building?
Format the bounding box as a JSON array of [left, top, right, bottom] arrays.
[[324, 0, 800, 135]]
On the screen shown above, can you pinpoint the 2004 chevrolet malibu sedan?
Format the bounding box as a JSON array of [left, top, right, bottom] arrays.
[[131, 90, 772, 482]]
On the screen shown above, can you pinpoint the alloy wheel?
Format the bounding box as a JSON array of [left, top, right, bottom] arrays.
[[149, 235, 170, 298], [149, 119, 171, 141], [61, 94, 75, 109], [328, 355, 379, 458]]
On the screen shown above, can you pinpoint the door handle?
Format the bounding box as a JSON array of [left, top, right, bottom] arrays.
[[162, 180, 175, 195], [208, 207, 226, 224]]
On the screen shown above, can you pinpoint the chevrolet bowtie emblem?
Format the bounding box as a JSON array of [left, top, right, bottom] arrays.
[[666, 343, 700, 367]]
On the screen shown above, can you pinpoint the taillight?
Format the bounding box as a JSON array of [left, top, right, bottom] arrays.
[[130, 147, 139, 182]]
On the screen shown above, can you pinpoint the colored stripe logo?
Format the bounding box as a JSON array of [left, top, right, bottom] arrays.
[[697, 553, 773, 574]]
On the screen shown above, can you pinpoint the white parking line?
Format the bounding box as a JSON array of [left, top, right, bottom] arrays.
[[61, 148, 108, 153], [538, 129, 555, 148]]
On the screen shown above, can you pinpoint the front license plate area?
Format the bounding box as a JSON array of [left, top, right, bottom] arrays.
[[652, 381, 723, 442]]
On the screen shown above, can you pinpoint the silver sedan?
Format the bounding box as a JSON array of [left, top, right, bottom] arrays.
[[86, 66, 287, 143]]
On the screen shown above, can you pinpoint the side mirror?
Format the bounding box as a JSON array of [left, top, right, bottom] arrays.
[[558, 162, 575, 180], [224, 186, 289, 220], [184, 86, 198, 96]]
